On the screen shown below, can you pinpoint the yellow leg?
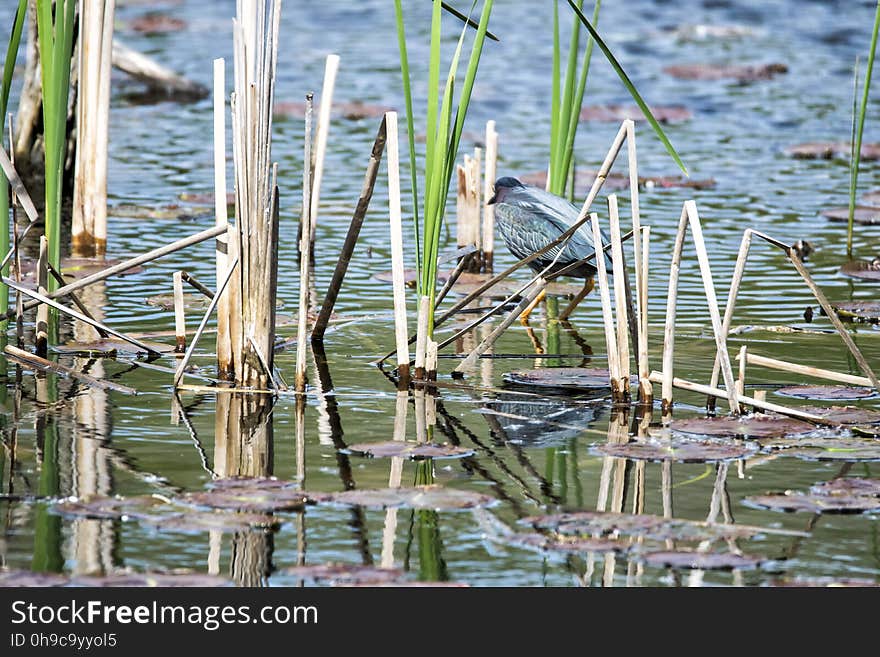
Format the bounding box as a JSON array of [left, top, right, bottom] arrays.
[[519, 289, 547, 325], [524, 325, 544, 354], [558, 277, 595, 321]]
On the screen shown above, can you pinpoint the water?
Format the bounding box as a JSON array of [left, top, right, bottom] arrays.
[[2, 0, 880, 587]]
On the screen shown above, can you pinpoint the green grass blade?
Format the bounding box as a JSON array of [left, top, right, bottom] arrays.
[[393, 0, 422, 293], [550, 1, 561, 191], [554, 0, 583, 194], [425, 0, 443, 198], [848, 0, 880, 258], [567, 0, 688, 175], [848, 57, 860, 259], [438, 1, 498, 41]]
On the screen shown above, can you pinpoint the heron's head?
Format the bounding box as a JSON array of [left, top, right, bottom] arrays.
[[488, 177, 525, 205]]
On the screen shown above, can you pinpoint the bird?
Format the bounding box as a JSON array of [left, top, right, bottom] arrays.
[[487, 176, 612, 321]]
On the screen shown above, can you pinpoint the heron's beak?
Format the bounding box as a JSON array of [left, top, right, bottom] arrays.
[[487, 193, 497, 205]]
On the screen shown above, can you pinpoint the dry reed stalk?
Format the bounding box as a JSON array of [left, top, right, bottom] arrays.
[[72, 0, 114, 257], [482, 120, 497, 272], [752, 389, 767, 411], [590, 214, 620, 395], [4, 344, 136, 394], [0, 145, 38, 227], [10, 225, 228, 319], [312, 116, 388, 341], [660, 206, 688, 411], [608, 195, 630, 401], [45, 262, 108, 338], [385, 112, 410, 385], [741, 352, 873, 386], [456, 149, 481, 271], [414, 295, 431, 380], [309, 54, 340, 245], [213, 57, 232, 378], [180, 272, 215, 299], [638, 225, 652, 402], [295, 96, 314, 394], [173, 271, 186, 353], [453, 279, 546, 376], [230, 0, 282, 389], [4, 276, 161, 356], [35, 236, 48, 357], [736, 345, 747, 406], [380, 391, 408, 568], [684, 202, 739, 413], [111, 40, 208, 98], [646, 371, 831, 424], [173, 258, 239, 388], [426, 340, 439, 381]]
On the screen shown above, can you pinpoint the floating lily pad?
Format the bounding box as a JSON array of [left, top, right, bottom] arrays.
[[178, 191, 236, 206], [148, 511, 281, 533], [52, 495, 172, 521], [768, 577, 880, 587], [345, 441, 473, 460], [504, 532, 628, 554], [522, 511, 764, 541], [579, 104, 692, 123], [861, 190, 880, 205], [797, 406, 880, 425], [775, 385, 876, 401], [17, 256, 145, 282], [637, 550, 764, 570], [809, 477, 880, 498], [127, 14, 188, 34], [504, 367, 623, 391], [71, 573, 232, 587], [373, 268, 420, 286], [664, 62, 787, 81], [52, 338, 175, 356], [840, 259, 880, 281], [822, 206, 880, 225], [670, 414, 816, 438], [109, 203, 212, 221], [760, 435, 880, 462], [274, 100, 394, 120], [667, 24, 756, 41], [322, 485, 495, 511], [745, 492, 880, 513], [518, 169, 715, 197], [207, 476, 295, 491], [597, 438, 757, 463], [146, 292, 212, 311], [829, 301, 880, 323], [785, 142, 880, 160], [280, 564, 405, 586], [183, 487, 317, 513], [0, 570, 70, 587]]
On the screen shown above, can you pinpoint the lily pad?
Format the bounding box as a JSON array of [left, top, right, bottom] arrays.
[[797, 406, 880, 425], [579, 104, 692, 123], [109, 203, 212, 221], [785, 142, 880, 160], [146, 292, 212, 311], [518, 169, 715, 197], [178, 191, 236, 206], [182, 487, 318, 513], [669, 414, 816, 439], [637, 550, 764, 570], [147, 511, 281, 533], [664, 62, 787, 81], [280, 564, 405, 586], [809, 477, 880, 498], [504, 532, 628, 554], [596, 438, 757, 463], [768, 577, 880, 587], [71, 573, 232, 587], [775, 385, 876, 401], [522, 511, 764, 541], [829, 301, 880, 323], [17, 256, 145, 282], [373, 268, 420, 286], [52, 338, 176, 356], [207, 476, 295, 491], [274, 100, 394, 120], [127, 14, 188, 34], [760, 435, 880, 461], [0, 570, 70, 587], [51, 495, 172, 521], [840, 260, 880, 281], [322, 485, 495, 511], [504, 367, 622, 391], [745, 492, 880, 513], [345, 441, 474, 460], [822, 206, 880, 225]]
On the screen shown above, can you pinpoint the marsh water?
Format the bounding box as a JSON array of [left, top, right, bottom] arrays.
[[2, 0, 880, 586]]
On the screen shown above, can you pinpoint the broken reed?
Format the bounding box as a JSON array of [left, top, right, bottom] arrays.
[[72, 0, 115, 257], [0, 0, 26, 329], [226, 0, 282, 389]]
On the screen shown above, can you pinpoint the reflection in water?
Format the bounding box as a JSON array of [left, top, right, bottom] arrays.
[[32, 372, 63, 573]]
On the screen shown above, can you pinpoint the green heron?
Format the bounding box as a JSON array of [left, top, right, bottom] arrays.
[[488, 176, 612, 321]]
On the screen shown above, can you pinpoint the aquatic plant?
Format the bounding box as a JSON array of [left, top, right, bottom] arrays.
[[847, 0, 880, 258], [393, 0, 494, 333], [36, 0, 77, 293], [0, 0, 27, 329]]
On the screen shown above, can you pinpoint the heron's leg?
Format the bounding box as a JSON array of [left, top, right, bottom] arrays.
[[558, 277, 595, 321], [524, 325, 544, 354], [519, 289, 546, 325]]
